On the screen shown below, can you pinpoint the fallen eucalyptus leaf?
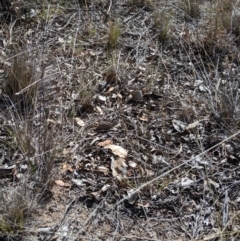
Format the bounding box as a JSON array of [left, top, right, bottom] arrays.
[[97, 139, 112, 147], [97, 166, 109, 175], [186, 120, 199, 130], [172, 119, 186, 133], [128, 161, 137, 168], [96, 106, 104, 115], [105, 144, 128, 158], [55, 180, 70, 187], [127, 188, 138, 204], [111, 156, 127, 180], [74, 117, 85, 127]]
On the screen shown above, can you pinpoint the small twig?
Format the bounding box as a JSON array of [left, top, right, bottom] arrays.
[[131, 133, 176, 153], [15, 69, 59, 95], [58, 13, 76, 30], [107, 0, 113, 15], [123, 8, 144, 23], [75, 199, 104, 238], [8, 19, 17, 44], [58, 197, 79, 227], [222, 190, 229, 228]]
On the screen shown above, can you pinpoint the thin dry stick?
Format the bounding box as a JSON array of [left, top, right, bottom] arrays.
[[15, 70, 59, 95], [75, 199, 105, 237], [15, 78, 42, 95], [107, 0, 113, 15]]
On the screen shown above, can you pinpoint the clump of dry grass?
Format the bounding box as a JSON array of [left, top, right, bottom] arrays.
[[187, 1, 240, 129], [4, 53, 37, 116], [197, 0, 240, 56], [34, 126, 58, 193], [153, 10, 172, 44], [182, 0, 200, 21], [0, 186, 37, 240], [108, 21, 121, 50], [0, 47, 59, 239], [209, 78, 240, 131]]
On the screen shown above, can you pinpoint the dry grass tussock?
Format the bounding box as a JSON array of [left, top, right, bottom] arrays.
[[0, 0, 240, 240]]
